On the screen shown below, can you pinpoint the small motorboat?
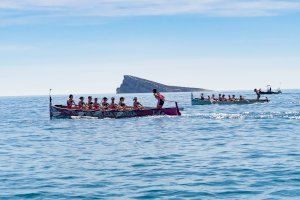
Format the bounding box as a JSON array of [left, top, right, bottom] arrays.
[[49, 96, 181, 119], [191, 93, 269, 106], [259, 85, 282, 95], [259, 90, 282, 95]]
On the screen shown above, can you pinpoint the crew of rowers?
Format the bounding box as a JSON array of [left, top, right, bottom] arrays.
[[67, 95, 144, 111], [199, 93, 246, 102], [66, 89, 166, 111]]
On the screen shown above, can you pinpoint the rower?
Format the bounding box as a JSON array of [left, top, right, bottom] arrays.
[[232, 95, 236, 101], [221, 94, 227, 101], [78, 97, 86, 110], [93, 98, 100, 110], [118, 97, 127, 110], [239, 95, 245, 101], [87, 96, 93, 110], [268, 85, 272, 92], [109, 97, 118, 110], [228, 95, 232, 101], [153, 89, 165, 109], [212, 94, 217, 101], [218, 94, 222, 101], [67, 94, 76, 109], [133, 97, 144, 110], [102, 97, 109, 109], [200, 93, 205, 100]]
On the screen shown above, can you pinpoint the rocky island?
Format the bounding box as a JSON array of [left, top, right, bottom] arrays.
[[116, 75, 209, 94]]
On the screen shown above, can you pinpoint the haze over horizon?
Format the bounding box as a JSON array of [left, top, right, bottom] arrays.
[[0, 0, 300, 96]]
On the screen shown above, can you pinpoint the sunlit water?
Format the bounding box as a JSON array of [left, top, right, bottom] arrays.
[[1, 90, 300, 199]]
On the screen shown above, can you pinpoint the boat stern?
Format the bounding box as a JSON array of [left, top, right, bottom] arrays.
[[175, 102, 181, 116]]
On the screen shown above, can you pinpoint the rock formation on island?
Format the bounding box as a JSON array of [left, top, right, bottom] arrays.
[[116, 75, 209, 94]]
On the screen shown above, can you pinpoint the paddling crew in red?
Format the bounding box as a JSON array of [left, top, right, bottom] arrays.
[[102, 97, 109, 110], [133, 97, 144, 110], [67, 94, 76, 109], [87, 96, 93, 110], [118, 97, 127, 110], [109, 97, 118, 110], [93, 98, 100, 110], [153, 89, 165, 109], [66, 93, 167, 111], [78, 97, 86, 109]]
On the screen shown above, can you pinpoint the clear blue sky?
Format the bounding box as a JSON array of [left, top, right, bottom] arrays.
[[0, 0, 300, 96]]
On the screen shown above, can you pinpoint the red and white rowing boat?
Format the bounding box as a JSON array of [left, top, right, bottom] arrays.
[[49, 95, 181, 119]]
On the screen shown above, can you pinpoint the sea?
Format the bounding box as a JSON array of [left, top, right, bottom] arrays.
[[1, 90, 300, 199]]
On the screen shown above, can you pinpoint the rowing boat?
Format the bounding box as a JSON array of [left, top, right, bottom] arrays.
[[191, 93, 269, 105], [49, 96, 181, 119], [259, 90, 282, 95], [259, 86, 282, 94]]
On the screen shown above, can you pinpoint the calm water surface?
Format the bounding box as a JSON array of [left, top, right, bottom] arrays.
[[0, 90, 300, 199]]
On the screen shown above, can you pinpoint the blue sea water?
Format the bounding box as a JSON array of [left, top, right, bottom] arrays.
[[0, 90, 300, 199]]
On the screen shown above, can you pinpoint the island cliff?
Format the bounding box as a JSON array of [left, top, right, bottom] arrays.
[[116, 75, 209, 94]]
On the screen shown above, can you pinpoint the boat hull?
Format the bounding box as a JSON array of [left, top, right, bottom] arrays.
[[259, 91, 282, 95], [50, 105, 181, 119]]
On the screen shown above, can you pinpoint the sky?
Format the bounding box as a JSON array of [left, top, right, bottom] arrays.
[[0, 0, 300, 96]]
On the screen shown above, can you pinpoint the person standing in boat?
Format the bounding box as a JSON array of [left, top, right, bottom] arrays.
[[109, 97, 118, 110], [153, 89, 165, 109], [78, 97, 86, 110], [254, 89, 261, 100], [67, 94, 76, 109]]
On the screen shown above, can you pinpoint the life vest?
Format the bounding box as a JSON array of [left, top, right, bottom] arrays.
[[67, 100, 73, 109], [109, 103, 117, 110], [88, 102, 93, 110], [133, 101, 141, 109], [155, 93, 165, 100], [78, 101, 84, 109], [93, 103, 100, 110], [119, 102, 126, 107]]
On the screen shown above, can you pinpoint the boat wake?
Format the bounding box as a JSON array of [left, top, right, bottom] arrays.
[[182, 111, 300, 120]]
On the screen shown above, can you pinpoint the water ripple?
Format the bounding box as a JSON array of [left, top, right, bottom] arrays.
[[0, 91, 300, 199]]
